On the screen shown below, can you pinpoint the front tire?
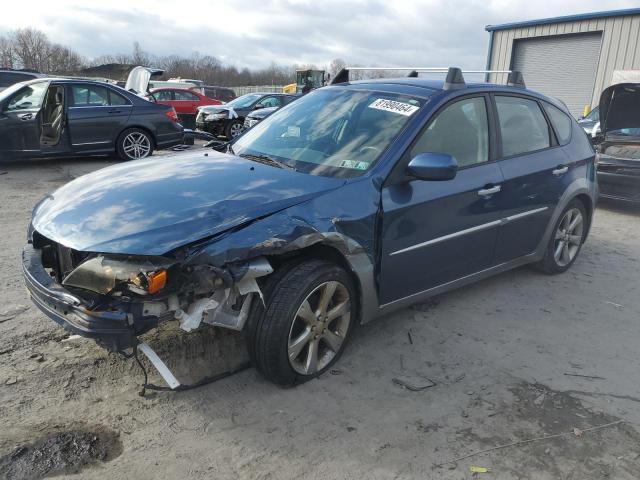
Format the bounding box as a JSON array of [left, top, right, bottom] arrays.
[[536, 199, 587, 274], [225, 120, 243, 139], [246, 260, 356, 386], [116, 128, 154, 161]]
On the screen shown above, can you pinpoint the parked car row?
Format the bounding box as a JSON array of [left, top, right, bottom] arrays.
[[196, 92, 298, 138], [0, 67, 184, 161], [22, 66, 601, 388], [0, 65, 248, 161]]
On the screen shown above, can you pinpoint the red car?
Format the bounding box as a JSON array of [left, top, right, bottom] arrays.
[[148, 87, 222, 128]]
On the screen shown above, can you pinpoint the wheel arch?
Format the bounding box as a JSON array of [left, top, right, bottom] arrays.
[[266, 243, 365, 324], [117, 125, 157, 149], [574, 193, 594, 239]]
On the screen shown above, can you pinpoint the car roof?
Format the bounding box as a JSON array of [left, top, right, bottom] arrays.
[[150, 87, 200, 92], [0, 69, 44, 76], [336, 77, 567, 110], [16, 77, 118, 86]]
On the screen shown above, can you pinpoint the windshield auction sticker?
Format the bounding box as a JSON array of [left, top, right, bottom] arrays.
[[368, 98, 419, 116]]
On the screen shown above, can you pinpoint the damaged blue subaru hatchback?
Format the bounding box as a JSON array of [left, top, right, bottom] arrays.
[[23, 68, 597, 386]]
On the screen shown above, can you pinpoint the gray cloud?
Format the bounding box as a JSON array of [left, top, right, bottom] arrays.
[[2, 0, 638, 72]]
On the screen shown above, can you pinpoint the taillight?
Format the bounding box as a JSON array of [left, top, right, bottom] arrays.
[[165, 108, 179, 122]]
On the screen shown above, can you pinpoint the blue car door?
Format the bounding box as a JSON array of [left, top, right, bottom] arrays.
[[491, 94, 574, 263], [379, 94, 504, 305]]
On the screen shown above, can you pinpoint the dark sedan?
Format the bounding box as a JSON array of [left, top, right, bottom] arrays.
[[196, 92, 297, 139], [0, 78, 183, 162], [595, 83, 640, 203]]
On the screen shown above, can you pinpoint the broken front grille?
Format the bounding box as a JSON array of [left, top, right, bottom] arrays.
[[32, 230, 88, 282]]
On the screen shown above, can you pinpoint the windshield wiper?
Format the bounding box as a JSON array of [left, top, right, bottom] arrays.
[[238, 153, 296, 171]]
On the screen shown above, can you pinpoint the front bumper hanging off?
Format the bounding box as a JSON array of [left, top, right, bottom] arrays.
[[22, 244, 138, 351]]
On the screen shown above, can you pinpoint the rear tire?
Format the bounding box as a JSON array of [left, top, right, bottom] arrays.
[[535, 199, 587, 274], [116, 128, 154, 161], [245, 259, 356, 386]]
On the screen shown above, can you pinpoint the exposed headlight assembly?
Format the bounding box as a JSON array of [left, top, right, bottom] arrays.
[[62, 256, 174, 295], [206, 112, 228, 120]]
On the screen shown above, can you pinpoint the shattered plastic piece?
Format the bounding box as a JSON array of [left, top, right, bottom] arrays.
[[179, 297, 220, 332], [205, 290, 254, 331], [137, 342, 180, 390], [470, 466, 490, 473], [392, 374, 436, 391]]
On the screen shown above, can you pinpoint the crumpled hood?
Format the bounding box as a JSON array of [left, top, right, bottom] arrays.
[[31, 151, 343, 255], [198, 105, 239, 119], [599, 83, 640, 136]]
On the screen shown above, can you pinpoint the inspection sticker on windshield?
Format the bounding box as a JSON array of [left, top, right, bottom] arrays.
[[340, 160, 369, 170], [368, 98, 419, 116]]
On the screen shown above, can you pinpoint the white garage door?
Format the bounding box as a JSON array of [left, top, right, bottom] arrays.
[[512, 33, 602, 117]]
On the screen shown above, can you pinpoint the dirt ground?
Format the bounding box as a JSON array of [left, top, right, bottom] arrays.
[[1, 149, 640, 480]]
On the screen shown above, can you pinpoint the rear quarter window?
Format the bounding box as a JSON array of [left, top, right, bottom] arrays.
[[543, 103, 572, 145]]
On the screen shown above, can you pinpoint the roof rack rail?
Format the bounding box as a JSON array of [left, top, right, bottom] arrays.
[[329, 67, 525, 89]]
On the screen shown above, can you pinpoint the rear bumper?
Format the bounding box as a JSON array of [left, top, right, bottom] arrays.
[[156, 130, 184, 149], [22, 244, 137, 351]]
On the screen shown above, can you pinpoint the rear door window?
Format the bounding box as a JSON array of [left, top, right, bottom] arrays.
[[72, 85, 110, 106], [495, 96, 550, 157], [410, 96, 489, 168]]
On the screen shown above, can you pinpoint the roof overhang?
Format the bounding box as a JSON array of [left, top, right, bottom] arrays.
[[485, 7, 640, 32]]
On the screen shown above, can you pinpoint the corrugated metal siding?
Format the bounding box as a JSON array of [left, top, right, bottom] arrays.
[[512, 33, 602, 116], [487, 13, 640, 109]]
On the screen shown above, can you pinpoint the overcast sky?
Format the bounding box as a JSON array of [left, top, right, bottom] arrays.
[[1, 0, 637, 70]]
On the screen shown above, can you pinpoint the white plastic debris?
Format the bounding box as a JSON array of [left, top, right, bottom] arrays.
[[137, 341, 181, 390], [178, 297, 220, 332]]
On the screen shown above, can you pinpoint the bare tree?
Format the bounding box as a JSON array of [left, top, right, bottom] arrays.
[[12, 28, 50, 71], [0, 35, 15, 68]]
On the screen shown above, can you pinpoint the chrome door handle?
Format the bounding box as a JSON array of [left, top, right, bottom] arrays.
[[552, 165, 568, 176], [18, 113, 33, 121], [478, 185, 501, 196]]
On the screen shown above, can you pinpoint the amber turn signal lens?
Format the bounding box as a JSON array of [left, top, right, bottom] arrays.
[[147, 270, 167, 294]]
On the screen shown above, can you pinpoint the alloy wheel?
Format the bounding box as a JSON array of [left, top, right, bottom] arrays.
[[287, 281, 351, 375], [229, 123, 243, 138], [123, 132, 151, 159], [553, 208, 584, 267]]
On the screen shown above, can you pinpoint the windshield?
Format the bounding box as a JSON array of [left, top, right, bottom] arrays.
[[233, 88, 425, 177], [228, 93, 262, 108], [0, 81, 44, 103], [584, 106, 599, 122]]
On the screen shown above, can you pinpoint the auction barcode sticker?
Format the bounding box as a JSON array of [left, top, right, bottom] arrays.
[[368, 98, 419, 116]]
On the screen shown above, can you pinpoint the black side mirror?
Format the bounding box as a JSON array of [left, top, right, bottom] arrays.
[[406, 152, 458, 181]]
